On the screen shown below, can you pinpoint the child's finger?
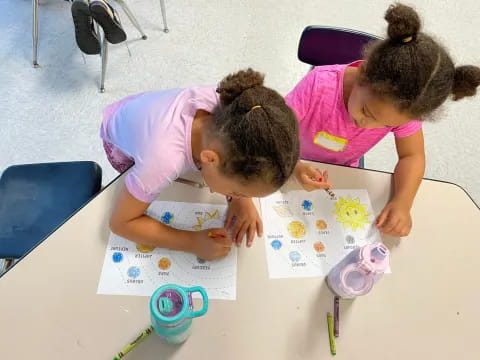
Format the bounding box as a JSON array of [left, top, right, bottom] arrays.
[[246, 224, 256, 247], [306, 166, 322, 179], [231, 217, 243, 239], [236, 223, 249, 246], [218, 236, 233, 248], [224, 211, 234, 229], [301, 174, 328, 189], [300, 174, 316, 187], [219, 244, 232, 258], [381, 218, 400, 235], [210, 227, 228, 238], [256, 218, 264, 237], [322, 170, 329, 183], [376, 209, 389, 228]]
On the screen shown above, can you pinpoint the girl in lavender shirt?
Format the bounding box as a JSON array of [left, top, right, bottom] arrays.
[[101, 69, 299, 260]]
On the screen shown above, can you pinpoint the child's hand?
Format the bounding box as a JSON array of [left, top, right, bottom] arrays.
[[191, 228, 232, 261], [294, 161, 332, 192], [225, 198, 263, 247], [376, 199, 412, 237]]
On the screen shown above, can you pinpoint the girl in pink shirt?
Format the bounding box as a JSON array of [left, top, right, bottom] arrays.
[[102, 69, 299, 260], [287, 3, 480, 237]]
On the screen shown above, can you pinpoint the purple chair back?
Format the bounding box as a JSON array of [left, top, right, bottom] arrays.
[[298, 26, 380, 66]]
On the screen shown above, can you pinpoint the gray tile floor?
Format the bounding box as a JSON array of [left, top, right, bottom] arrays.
[[1, 0, 479, 204]]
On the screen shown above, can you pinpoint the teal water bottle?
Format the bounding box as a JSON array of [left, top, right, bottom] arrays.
[[150, 284, 208, 344]]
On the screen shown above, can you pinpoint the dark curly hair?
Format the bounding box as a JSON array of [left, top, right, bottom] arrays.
[[359, 3, 480, 118], [210, 68, 300, 188]]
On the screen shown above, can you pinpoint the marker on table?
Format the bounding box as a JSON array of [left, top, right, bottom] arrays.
[[334, 296, 340, 337], [327, 312, 336, 356], [113, 326, 153, 360]]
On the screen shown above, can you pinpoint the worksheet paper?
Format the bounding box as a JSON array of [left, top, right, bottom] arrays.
[[97, 201, 237, 300], [260, 189, 382, 279]]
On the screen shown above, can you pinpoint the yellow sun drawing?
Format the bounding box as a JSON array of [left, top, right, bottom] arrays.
[[192, 210, 220, 231], [333, 196, 370, 231]]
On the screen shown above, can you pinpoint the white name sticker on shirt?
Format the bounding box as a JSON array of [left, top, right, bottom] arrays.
[[313, 131, 348, 152]]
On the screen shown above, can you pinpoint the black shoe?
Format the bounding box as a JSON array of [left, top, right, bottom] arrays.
[[90, 0, 127, 44], [71, 0, 100, 55]]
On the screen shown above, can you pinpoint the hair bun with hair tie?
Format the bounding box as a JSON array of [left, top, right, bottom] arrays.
[[385, 3, 421, 43], [401, 34, 415, 44]]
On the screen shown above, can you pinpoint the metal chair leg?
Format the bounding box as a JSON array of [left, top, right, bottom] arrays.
[[100, 28, 108, 93], [114, 0, 147, 40], [33, 0, 39, 67], [159, 0, 169, 33]]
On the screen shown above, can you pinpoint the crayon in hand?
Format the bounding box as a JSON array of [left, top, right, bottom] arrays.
[[208, 231, 225, 239]]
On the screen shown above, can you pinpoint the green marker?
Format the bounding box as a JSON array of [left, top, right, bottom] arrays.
[[327, 312, 336, 356], [113, 326, 153, 360]]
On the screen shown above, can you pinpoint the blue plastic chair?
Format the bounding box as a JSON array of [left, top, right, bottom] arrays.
[[297, 26, 381, 168], [0, 161, 102, 266]]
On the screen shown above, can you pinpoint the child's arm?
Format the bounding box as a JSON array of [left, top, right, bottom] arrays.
[[376, 130, 425, 236], [110, 184, 232, 260]]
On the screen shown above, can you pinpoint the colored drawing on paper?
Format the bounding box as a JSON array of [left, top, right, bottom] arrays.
[[160, 211, 174, 224], [345, 235, 355, 244], [97, 201, 237, 300], [271, 240, 282, 250], [289, 251, 302, 262], [316, 219, 327, 230], [273, 204, 293, 217], [193, 210, 221, 231], [333, 196, 370, 231], [112, 252, 123, 263], [127, 266, 141, 278], [158, 257, 171, 270], [301, 200, 314, 211], [260, 189, 382, 279], [136, 244, 155, 253], [313, 241, 325, 253], [288, 221, 306, 239]]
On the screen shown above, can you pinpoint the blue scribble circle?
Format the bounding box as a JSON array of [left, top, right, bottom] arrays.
[[271, 240, 282, 250], [301, 200, 314, 211], [289, 251, 301, 262], [112, 252, 123, 263], [160, 211, 174, 224], [127, 266, 141, 278]]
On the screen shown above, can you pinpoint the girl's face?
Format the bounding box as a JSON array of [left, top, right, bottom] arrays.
[[199, 150, 276, 199], [347, 83, 412, 129]]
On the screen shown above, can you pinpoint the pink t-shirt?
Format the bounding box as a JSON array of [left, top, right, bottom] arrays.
[[285, 63, 422, 167], [100, 86, 220, 203]]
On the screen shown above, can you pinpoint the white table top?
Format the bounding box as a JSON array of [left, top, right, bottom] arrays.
[[0, 163, 478, 359]]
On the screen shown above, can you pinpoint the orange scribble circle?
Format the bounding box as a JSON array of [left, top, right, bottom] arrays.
[[158, 257, 171, 270], [313, 241, 325, 253], [316, 220, 328, 230]]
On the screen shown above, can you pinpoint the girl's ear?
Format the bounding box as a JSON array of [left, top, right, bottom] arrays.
[[199, 149, 221, 167]]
